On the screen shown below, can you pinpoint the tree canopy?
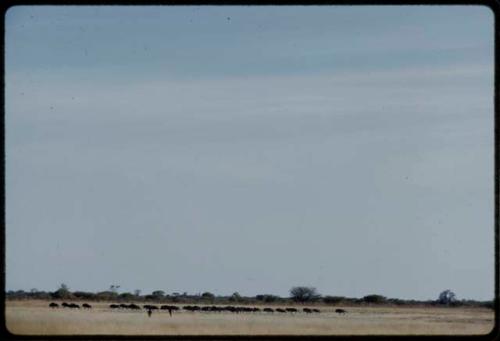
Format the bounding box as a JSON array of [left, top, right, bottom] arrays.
[[289, 286, 321, 303]]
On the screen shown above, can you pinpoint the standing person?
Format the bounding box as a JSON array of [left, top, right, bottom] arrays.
[[147, 308, 152, 317]]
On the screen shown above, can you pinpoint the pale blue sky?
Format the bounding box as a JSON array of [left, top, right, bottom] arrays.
[[5, 5, 494, 300]]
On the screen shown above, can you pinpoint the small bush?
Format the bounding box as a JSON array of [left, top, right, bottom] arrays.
[[363, 294, 387, 304], [323, 296, 345, 304], [72, 291, 96, 300], [256, 294, 280, 303]]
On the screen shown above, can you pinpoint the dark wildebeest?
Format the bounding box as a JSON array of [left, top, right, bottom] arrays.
[[49, 302, 59, 308], [69, 303, 80, 309], [82, 303, 92, 309], [303, 308, 313, 313], [110, 304, 120, 309], [335, 308, 346, 315], [276, 308, 286, 313], [119, 304, 129, 309], [61, 302, 70, 308], [223, 306, 236, 313], [161, 305, 178, 316], [285, 308, 297, 313], [313, 308, 320, 313], [129, 304, 141, 310], [263, 308, 274, 313]]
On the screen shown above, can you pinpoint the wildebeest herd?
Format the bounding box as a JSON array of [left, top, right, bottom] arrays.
[[49, 302, 347, 317], [49, 302, 92, 309]]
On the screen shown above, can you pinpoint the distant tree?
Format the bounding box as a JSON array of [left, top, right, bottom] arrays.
[[323, 296, 345, 304], [117, 292, 137, 301], [256, 294, 278, 302], [363, 295, 387, 304], [229, 292, 242, 302], [387, 298, 406, 306], [201, 292, 215, 302], [152, 290, 165, 300], [53, 283, 72, 299], [290, 287, 321, 303], [481, 300, 494, 310], [437, 290, 457, 305], [134, 289, 141, 297], [264, 295, 281, 303], [145, 294, 156, 301], [73, 291, 96, 300], [32, 291, 52, 300], [7, 290, 27, 300], [95, 291, 118, 301]]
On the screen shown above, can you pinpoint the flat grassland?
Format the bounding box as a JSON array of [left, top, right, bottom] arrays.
[[5, 300, 494, 335]]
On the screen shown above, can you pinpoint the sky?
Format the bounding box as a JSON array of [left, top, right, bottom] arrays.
[[5, 5, 494, 300]]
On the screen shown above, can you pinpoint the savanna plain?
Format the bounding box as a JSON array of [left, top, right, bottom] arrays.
[[5, 300, 494, 335]]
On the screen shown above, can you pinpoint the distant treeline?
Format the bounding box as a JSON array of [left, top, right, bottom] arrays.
[[5, 287, 494, 309]]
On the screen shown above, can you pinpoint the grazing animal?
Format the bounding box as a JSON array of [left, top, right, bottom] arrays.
[[119, 304, 129, 309], [285, 308, 298, 313], [61, 302, 70, 308], [313, 308, 320, 313], [303, 308, 312, 313], [335, 308, 346, 315], [161, 305, 178, 316], [129, 304, 141, 310], [49, 302, 59, 308], [82, 303, 92, 309], [276, 308, 286, 313], [69, 303, 80, 309], [224, 306, 236, 313], [110, 304, 119, 309], [185, 305, 201, 312], [263, 308, 274, 313]]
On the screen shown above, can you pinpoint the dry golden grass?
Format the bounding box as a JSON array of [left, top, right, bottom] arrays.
[[5, 300, 494, 335]]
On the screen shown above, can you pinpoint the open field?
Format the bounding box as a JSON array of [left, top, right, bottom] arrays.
[[5, 300, 494, 335]]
